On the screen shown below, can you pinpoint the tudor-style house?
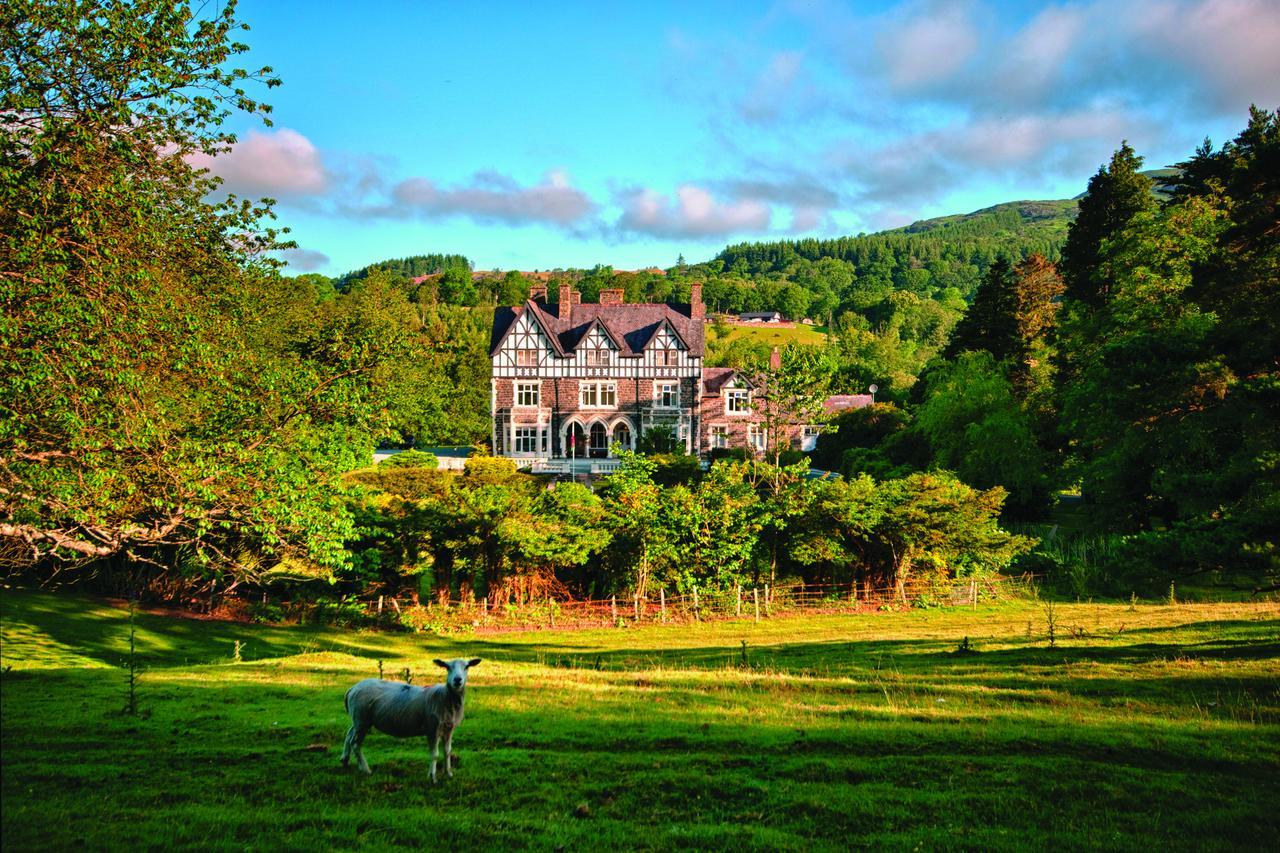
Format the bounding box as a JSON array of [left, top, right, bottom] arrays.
[[490, 283, 871, 464]]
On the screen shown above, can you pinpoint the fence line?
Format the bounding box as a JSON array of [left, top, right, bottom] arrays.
[[267, 574, 1037, 634]]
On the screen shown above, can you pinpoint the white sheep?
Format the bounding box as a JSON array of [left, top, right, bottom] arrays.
[[341, 657, 480, 782]]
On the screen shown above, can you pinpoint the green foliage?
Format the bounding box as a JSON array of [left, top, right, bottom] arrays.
[[0, 0, 408, 588], [379, 450, 439, 470], [914, 352, 1051, 516]]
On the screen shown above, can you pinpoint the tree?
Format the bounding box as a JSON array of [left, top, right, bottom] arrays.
[[742, 345, 835, 465], [1059, 142, 1155, 307], [0, 1, 404, 591], [914, 352, 1051, 516]]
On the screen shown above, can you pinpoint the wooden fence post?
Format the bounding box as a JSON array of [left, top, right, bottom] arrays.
[[611, 595, 617, 622], [390, 597, 401, 614], [634, 594, 640, 621], [693, 587, 700, 621], [764, 585, 770, 617], [377, 595, 384, 616], [970, 579, 978, 610], [549, 596, 555, 628], [753, 588, 760, 622], [736, 584, 742, 618], [660, 589, 666, 622]]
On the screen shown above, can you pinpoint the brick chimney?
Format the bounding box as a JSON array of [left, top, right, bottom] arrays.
[[558, 282, 574, 308], [599, 288, 624, 305], [770, 346, 782, 370], [572, 290, 581, 305], [690, 282, 704, 319], [529, 283, 547, 301]]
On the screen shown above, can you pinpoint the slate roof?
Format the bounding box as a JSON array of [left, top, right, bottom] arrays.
[[490, 298, 705, 358], [701, 367, 739, 396]]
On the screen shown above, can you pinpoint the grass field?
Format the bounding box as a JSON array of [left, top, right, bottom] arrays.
[[707, 323, 828, 349], [3, 589, 1278, 850]]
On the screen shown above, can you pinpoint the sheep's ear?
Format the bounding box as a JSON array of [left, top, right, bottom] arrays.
[[433, 658, 449, 669], [466, 658, 481, 668]]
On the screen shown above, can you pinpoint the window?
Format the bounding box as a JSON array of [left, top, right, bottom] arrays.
[[726, 389, 750, 414], [709, 426, 728, 449], [514, 427, 538, 454], [516, 349, 538, 366], [584, 349, 610, 366], [654, 349, 678, 366], [748, 424, 767, 452], [800, 425, 821, 451], [656, 381, 680, 409], [580, 382, 616, 408], [515, 382, 540, 407]]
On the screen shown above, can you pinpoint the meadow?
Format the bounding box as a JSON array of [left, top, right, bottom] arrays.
[[2, 589, 1278, 851], [707, 322, 829, 350]]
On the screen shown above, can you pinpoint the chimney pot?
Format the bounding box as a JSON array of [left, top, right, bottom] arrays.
[[558, 282, 574, 308], [599, 288, 624, 305]]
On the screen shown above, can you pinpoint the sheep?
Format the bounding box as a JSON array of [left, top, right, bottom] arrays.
[[341, 657, 481, 782]]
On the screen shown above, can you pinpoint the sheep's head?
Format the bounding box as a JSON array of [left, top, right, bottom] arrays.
[[434, 657, 482, 692]]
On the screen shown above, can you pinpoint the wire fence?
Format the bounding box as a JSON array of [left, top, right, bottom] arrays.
[[334, 574, 1038, 634]]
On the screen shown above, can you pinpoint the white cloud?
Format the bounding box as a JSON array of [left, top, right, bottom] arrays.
[[190, 128, 327, 198], [616, 185, 773, 238], [278, 247, 330, 272], [878, 2, 980, 90], [388, 169, 596, 226]]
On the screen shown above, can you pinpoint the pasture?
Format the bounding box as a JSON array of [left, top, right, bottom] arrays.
[[707, 323, 828, 349], [2, 589, 1278, 850]]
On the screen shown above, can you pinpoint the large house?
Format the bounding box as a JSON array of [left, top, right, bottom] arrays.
[[489, 283, 869, 464]]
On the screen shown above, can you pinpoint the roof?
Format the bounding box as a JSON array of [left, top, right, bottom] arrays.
[[702, 367, 738, 395], [490, 298, 705, 359], [823, 394, 875, 415]]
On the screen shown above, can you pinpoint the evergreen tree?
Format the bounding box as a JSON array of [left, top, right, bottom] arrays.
[[1059, 142, 1155, 307]]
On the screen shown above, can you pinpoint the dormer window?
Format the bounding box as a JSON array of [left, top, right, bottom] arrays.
[[584, 349, 610, 366], [726, 389, 750, 415], [516, 349, 538, 366], [654, 349, 678, 367]]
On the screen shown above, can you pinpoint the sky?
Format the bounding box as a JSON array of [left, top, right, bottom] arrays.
[[204, 0, 1280, 276]]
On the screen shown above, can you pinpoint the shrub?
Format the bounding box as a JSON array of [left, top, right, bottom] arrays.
[[380, 450, 439, 469]]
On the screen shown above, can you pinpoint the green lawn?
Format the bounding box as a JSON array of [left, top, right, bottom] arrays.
[[3, 589, 1278, 850], [708, 323, 828, 349]]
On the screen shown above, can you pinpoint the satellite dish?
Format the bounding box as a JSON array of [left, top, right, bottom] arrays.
[[868, 384, 878, 394]]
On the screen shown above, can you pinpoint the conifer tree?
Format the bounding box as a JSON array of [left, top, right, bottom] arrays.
[[1059, 142, 1155, 307]]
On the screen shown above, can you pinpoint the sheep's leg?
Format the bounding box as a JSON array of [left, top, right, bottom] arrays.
[[353, 725, 372, 775], [428, 729, 440, 784], [443, 727, 455, 778], [340, 723, 356, 766]]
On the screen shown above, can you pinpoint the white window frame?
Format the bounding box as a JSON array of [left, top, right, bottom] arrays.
[[514, 427, 539, 455], [516, 349, 538, 367], [709, 426, 728, 449], [580, 381, 617, 409], [748, 423, 767, 451], [656, 381, 680, 409], [584, 349, 610, 366], [654, 349, 678, 367], [515, 382, 540, 408], [726, 389, 751, 415]]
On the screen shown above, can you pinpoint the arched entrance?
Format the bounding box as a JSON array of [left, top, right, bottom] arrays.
[[612, 421, 632, 453], [563, 421, 587, 459], [589, 422, 608, 458]]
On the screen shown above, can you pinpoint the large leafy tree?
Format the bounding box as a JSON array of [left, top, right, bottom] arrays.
[[0, 1, 406, 589]]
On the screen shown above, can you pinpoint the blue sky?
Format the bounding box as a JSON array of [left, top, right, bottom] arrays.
[[203, 0, 1280, 275]]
